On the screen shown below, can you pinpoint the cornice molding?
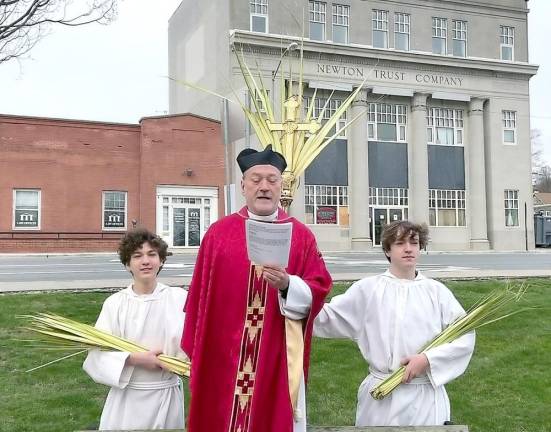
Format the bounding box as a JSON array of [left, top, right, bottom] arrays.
[[230, 31, 538, 80]]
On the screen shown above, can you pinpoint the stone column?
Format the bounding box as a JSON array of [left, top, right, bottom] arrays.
[[468, 97, 490, 250], [349, 87, 372, 250], [410, 93, 430, 224], [289, 175, 306, 221]]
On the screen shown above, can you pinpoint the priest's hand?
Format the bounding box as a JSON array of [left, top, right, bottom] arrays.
[[400, 353, 429, 383], [127, 349, 165, 370], [262, 265, 290, 292]]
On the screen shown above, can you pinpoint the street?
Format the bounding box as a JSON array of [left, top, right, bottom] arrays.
[[1, 250, 551, 293]]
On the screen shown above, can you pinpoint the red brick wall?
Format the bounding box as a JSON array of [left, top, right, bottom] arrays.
[[0, 114, 223, 252], [138, 115, 225, 229]]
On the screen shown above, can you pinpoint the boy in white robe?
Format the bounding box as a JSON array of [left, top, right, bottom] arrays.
[[83, 229, 187, 431], [314, 220, 475, 426]]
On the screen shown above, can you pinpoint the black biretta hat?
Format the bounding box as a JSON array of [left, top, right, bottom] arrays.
[[237, 145, 287, 174]]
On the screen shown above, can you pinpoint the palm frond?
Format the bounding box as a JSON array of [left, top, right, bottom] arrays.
[[369, 283, 532, 400], [20, 313, 191, 378]]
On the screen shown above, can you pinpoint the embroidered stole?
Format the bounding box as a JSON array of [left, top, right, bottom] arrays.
[[229, 265, 267, 432], [228, 264, 304, 432]]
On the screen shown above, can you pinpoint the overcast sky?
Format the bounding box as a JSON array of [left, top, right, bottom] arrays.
[[0, 0, 181, 123], [0, 0, 549, 160]]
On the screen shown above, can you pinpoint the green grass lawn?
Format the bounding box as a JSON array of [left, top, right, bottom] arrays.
[[308, 279, 551, 432], [0, 279, 549, 432]]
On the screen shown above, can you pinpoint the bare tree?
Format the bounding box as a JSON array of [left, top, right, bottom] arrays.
[[532, 129, 543, 170], [0, 0, 117, 64], [534, 166, 551, 193], [531, 129, 551, 192]]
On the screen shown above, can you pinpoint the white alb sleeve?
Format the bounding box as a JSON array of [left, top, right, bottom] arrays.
[[278, 275, 312, 320]]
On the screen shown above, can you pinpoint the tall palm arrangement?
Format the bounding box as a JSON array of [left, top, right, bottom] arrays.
[[172, 41, 371, 211]]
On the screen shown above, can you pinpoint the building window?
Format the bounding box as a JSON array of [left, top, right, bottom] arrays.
[[162, 205, 170, 232], [250, 0, 268, 33], [309, 1, 326, 41], [103, 191, 127, 230], [500, 26, 514, 60], [427, 108, 463, 146], [252, 89, 269, 114], [13, 189, 41, 229], [332, 4, 349, 44], [504, 189, 519, 226], [204, 198, 211, 230], [394, 13, 410, 51], [372, 10, 388, 48], [305, 96, 347, 137], [369, 187, 409, 207], [429, 189, 466, 226], [305, 185, 349, 225], [452, 20, 467, 57], [432, 17, 447, 55], [367, 103, 407, 142], [503, 110, 517, 144]]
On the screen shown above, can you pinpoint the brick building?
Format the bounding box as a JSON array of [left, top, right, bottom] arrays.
[[0, 113, 224, 252]]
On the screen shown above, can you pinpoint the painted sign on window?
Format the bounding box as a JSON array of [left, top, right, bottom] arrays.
[[14, 210, 39, 228], [104, 211, 125, 228], [316, 206, 337, 224], [188, 208, 201, 246]]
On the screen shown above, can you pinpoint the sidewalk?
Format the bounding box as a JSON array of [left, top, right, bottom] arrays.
[[2, 269, 551, 294], [2, 247, 551, 258]]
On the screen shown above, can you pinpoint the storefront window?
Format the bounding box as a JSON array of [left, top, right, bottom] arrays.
[[305, 185, 349, 225]]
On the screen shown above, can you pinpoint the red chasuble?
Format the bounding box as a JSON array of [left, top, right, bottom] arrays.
[[182, 207, 332, 432]]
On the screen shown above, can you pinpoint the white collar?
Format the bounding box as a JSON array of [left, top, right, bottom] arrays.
[[383, 269, 425, 282], [247, 209, 278, 222], [126, 282, 166, 300]]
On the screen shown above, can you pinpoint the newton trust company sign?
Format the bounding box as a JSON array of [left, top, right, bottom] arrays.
[[316, 63, 465, 88]]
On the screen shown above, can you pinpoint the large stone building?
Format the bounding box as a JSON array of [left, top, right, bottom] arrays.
[[0, 114, 224, 252], [168, 0, 538, 251]]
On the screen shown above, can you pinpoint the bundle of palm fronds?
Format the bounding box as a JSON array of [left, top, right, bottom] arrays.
[[370, 283, 530, 400], [20, 313, 190, 377], [170, 41, 375, 209]]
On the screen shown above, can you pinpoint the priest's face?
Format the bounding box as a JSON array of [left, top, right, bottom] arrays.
[[386, 233, 420, 272], [126, 241, 163, 281], [241, 164, 282, 216]]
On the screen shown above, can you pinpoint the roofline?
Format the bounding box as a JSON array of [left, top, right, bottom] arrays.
[[0, 113, 139, 128], [139, 112, 221, 124], [0, 112, 221, 127]]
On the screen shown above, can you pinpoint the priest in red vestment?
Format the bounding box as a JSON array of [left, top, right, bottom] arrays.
[[181, 145, 332, 432]]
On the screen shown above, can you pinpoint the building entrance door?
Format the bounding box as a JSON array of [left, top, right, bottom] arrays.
[[156, 186, 218, 248], [371, 207, 406, 246], [172, 206, 202, 247]]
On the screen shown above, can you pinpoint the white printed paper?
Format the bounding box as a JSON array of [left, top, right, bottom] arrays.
[[245, 219, 292, 267]]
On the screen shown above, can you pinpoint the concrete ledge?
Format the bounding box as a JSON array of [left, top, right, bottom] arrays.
[[76, 426, 469, 432], [306, 427, 468, 431]]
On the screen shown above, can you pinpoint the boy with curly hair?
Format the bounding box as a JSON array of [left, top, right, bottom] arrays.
[[83, 228, 187, 430]]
